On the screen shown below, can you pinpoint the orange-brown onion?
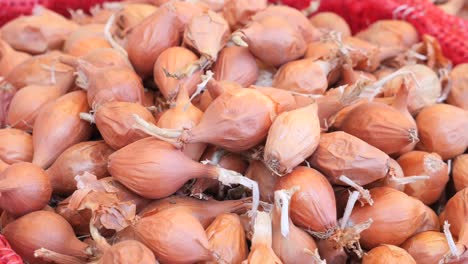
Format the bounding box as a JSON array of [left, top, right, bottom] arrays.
[[251, 5, 320, 43], [126, 6, 183, 77], [160, 1, 208, 31], [309, 131, 390, 186], [81, 48, 132, 69], [114, 3, 158, 38], [213, 46, 259, 87], [447, 63, 468, 110], [139, 196, 250, 228], [0, 39, 31, 76], [99, 240, 156, 264], [275, 166, 336, 233], [397, 151, 449, 205], [0, 128, 33, 164], [441, 188, 468, 240], [246, 211, 282, 264], [222, 0, 267, 30], [61, 58, 144, 108], [156, 87, 205, 160], [153, 47, 202, 101], [316, 238, 348, 264], [362, 244, 416, 264], [347, 187, 427, 249], [309, 12, 351, 37], [272, 58, 333, 95], [0, 162, 51, 217], [202, 213, 248, 264], [3, 211, 91, 264], [339, 99, 418, 155], [250, 85, 297, 114], [454, 154, 468, 192], [246, 160, 277, 203], [401, 231, 449, 264], [235, 16, 306, 67], [416, 104, 468, 160], [32, 90, 92, 168], [5, 51, 75, 92], [91, 101, 156, 150], [356, 20, 419, 48], [6, 84, 64, 131], [415, 205, 440, 233], [0, 7, 78, 54], [46, 141, 114, 195], [264, 103, 320, 175], [63, 24, 111, 57], [133, 207, 215, 264]]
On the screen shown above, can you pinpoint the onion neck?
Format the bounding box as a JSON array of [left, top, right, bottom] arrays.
[[132, 114, 184, 146], [338, 175, 373, 205], [79, 112, 95, 124], [252, 211, 273, 247]]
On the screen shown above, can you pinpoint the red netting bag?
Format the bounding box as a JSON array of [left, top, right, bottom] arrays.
[[0, 235, 22, 264]]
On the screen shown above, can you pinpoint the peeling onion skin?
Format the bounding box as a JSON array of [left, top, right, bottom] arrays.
[[397, 151, 449, 205], [0, 128, 33, 165], [348, 187, 427, 249], [454, 154, 468, 192], [362, 244, 416, 264], [447, 63, 468, 110], [46, 141, 114, 195], [213, 46, 259, 87], [401, 231, 449, 264], [275, 166, 336, 233], [416, 104, 468, 160], [309, 12, 351, 37], [309, 131, 390, 186], [32, 91, 92, 169]]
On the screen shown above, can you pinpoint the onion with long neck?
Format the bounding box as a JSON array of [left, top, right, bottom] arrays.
[[244, 211, 282, 264]]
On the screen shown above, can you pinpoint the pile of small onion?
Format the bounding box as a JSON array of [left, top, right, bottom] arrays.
[[0, 1, 467, 263]]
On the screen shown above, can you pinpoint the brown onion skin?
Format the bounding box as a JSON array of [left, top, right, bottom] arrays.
[[114, 4, 158, 39], [0, 128, 33, 164], [108, 138, 214, 199], [309, 12, 351, 37], [304, 41, 339, 62], [362, 244, 416, 264], [366, 159, 406, 191], [100, 240, 156, 264], [139, 196, 249, 228], [339, 101, 418, 155], [397, 151, 449, 205], [213, 46, 259, 87], [126, 7, 183, 77], [401, 231, 449, 264], [348, 187, 426, 249], [246, 160, 277, 203], [202, 213, 248, 264], [454, 154, 468, 192], [442, 188, 468, 239], [6, 85, 64, 131], [0, 82, 16, 128], [0, 7, 78, 54], [356, 20, 419, 48], [81, 48, 132, 69], [416, 104, 468, 160], [63, 24, 111, 57], [133, 207, 214, 264], [222, 0, 267, 30], [5, 51, 74, 92], [3, 211, 90, 264], [0, 162, 52, 217], [275, 166, 336, 233], [309, 131, 390, 186], [250, 86, 297, 114], [316, 238, 348, 264], [46, 141, 114, 195], [447, 63, 468, 110], [238, 16, 307, 67], [153, 47, 202, 101], [0, 39, 31, 77], [414, 205, 440, 234], [95, 102, 156, 150], [32, 90, 92, 168]]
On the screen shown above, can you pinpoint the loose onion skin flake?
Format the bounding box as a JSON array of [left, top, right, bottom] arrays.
[[362, 244, 416, 264], [416, 104, 468, 160], [213, 46, 259, 87], [447, 63, 468, 110], [454, 154, 468, 192], [32, 90, 92, 169], [401, 231, 449, 264], [0, 128, 33, 164]]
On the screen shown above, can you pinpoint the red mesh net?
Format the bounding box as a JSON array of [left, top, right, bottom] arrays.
[[0, 235, 22, 264]]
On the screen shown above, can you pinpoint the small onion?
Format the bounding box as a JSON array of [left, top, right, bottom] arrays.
[[0, 162, 51, 217], [32, 90, 92, 168], [416, 104, 468, 160], [213, 46, 259, 87], [3, 211, 91, 264], [245, 211, 282, 264], [454, 154, 468, 192], [46, 141, 114, 195], [397, 151, 449, 205], [202, 213, 248, 264], [309, 12, 351, 37], [401, 231, 449, 264], [441, 188, 468, 240], [362, 244, 416, 264], [0, 128, 33, 164], [114, 3, 158, 39], [222, 0, 267, 30], [447, 63, 468, 110], [63, 24, 111, 57], [0, 39, 31, 77], [264, 103, 321, 175], [356, 20, 419, 48]]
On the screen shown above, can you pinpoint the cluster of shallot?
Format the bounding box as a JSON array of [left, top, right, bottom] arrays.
[[0, 0, 467, 263]]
